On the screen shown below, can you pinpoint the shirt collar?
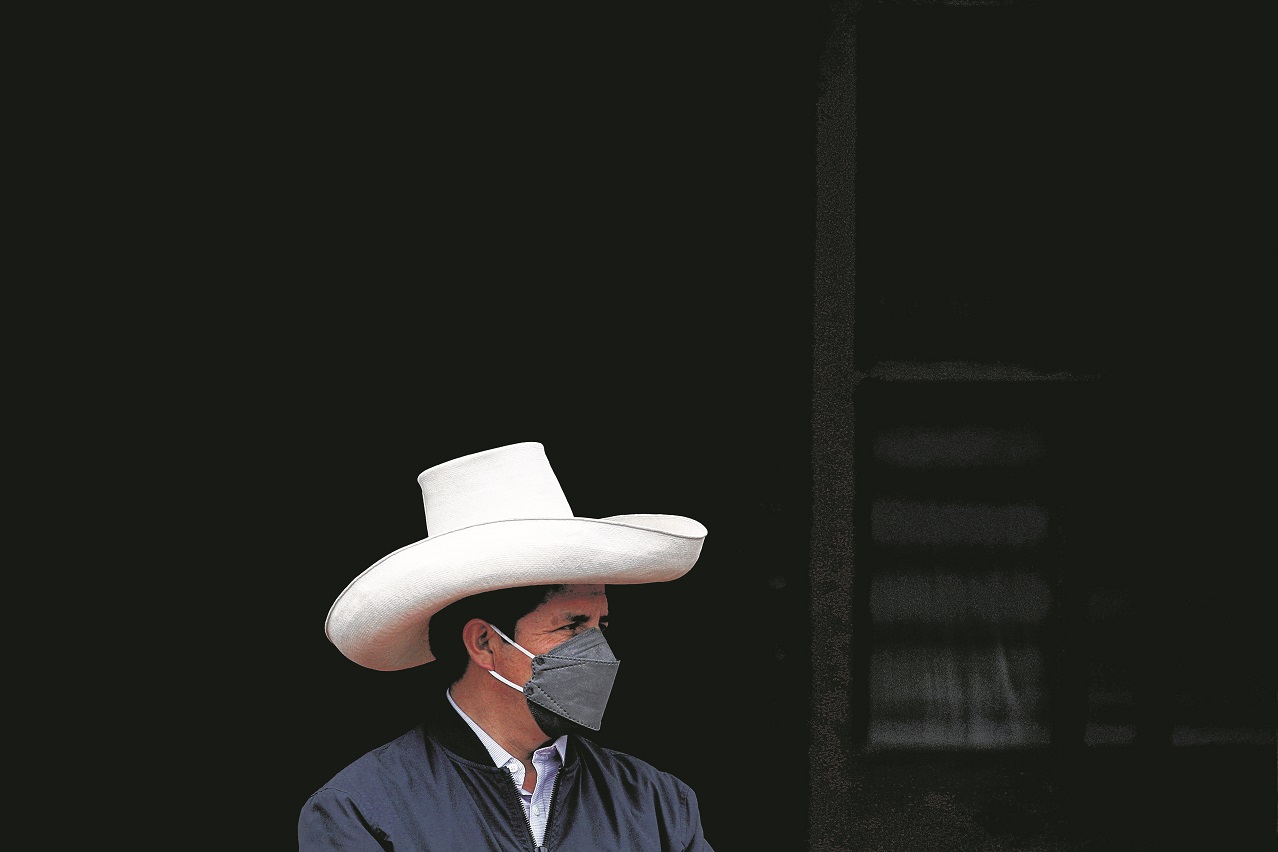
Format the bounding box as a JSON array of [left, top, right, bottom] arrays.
[[446, 688, 567, 768]]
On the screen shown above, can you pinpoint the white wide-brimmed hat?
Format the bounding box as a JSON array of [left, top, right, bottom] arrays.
[[325, 441, 708, 670]]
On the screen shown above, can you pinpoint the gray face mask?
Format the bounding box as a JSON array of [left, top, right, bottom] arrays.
[[487, 622, 620, 732]]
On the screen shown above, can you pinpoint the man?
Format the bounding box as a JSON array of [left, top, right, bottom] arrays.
[[299, 441, 714, 850]]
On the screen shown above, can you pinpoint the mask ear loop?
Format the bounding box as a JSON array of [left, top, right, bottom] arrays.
[[486, 623, 535, 692]]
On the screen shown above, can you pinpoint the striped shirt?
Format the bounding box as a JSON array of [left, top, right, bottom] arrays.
[[446, 689, 567, 847]]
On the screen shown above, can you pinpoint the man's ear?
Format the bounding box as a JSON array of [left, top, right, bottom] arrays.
[[461, 618, 496, 670]]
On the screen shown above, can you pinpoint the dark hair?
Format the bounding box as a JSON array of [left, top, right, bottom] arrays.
[[427, 584, 565, 685]]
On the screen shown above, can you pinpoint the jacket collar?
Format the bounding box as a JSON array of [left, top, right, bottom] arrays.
[[425, 687, 578, 769]]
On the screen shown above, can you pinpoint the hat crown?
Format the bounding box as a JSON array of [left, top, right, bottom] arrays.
[[417, 442, 574, 536]]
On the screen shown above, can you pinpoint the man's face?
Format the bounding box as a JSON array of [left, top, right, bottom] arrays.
[[497, 583, 610, 688]]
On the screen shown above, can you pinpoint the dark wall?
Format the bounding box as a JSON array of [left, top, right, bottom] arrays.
[[70, 4, 1269, 850], [818, 5, 1273, 849], [851, 2, 1271, 750], [158, 8, 829, 851]]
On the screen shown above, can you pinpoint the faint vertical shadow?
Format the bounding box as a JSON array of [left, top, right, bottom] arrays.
[[810, 2, 858, 850]]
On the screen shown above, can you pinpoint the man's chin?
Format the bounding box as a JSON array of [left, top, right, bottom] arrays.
[[528, 699, 594, 739]]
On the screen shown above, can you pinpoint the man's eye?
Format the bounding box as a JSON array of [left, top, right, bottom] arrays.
[[560, 620, 607, 632]]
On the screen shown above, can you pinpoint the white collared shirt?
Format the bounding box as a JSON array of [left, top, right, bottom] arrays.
[[446, 688, 567, 847]]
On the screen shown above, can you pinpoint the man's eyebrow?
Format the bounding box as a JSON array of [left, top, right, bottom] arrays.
[[558, 613, 609, 623]]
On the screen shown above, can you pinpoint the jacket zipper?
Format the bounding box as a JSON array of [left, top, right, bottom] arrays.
[[505, 768, 538, 851], [506, 766, 562, 852], [542, 771, 561, 850]]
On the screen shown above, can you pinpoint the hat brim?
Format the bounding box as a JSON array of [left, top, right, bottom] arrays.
[[325, 514, 707, 671]]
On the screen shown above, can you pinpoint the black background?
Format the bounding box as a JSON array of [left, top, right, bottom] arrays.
[[36, 3, 1271, 849], [139, 7, 829, 850]]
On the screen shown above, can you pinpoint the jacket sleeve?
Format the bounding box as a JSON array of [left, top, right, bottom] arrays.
[[680, 781, 714, 852], [298, 786, 389, 851]]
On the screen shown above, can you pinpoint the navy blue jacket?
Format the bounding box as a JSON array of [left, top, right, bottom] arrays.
[[299, 694, 713, 851]]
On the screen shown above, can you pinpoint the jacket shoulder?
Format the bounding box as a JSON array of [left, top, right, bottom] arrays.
[[305, 725, 428, 801], [572, 737, 697, 795], [570, 737, 711, 849]]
